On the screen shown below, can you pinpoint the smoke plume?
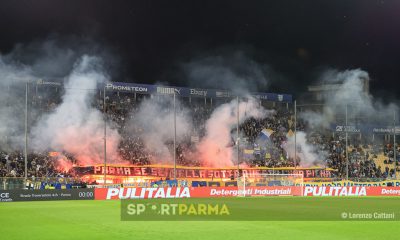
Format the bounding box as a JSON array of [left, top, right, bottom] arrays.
[[283, 131, 327, 167], [0, 37, 119, 151], [183, 51, 271, 93], [197, 97, 271, 167], [296, 68, 398, 167], [30, 56, 121, 165], [0, 57, 33, 150], [0, 37, 122, 168], [301, 69, 398, 128], [127, 95, 192, 164]]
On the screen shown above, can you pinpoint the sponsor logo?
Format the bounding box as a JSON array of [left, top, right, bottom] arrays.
[[105, 187, 191, 200], [381, 189, 400, 195], [215, 91, 231, 98], [255, 94, 268, 100], [335, 125, 360, 133], [209, 187, 292, 196], [96, 186, 400, 200], [304, 186, 367, 196], [36, 79, 62, 86], [372, 128, 400, 134], [0, 192, 13, 202], [190, 89, 207, 97], [277, 95, 283, 101], [336, 126, 343, 132], [0, 192, 9, 198], [106, 83, 148, 92], [156, 87, 180, 95]]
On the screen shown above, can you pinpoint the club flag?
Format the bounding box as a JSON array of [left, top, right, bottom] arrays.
[[243, 149, 254, 154], [253, 147, 261, 155], [287, 129, 294, 138], [260, 128, 274, 139], [48, 152, 60, 157], [243, 149, 255, 159], [288, 119, 293, 128]]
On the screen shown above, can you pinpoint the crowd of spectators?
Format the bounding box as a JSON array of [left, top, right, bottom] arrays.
[[1, 90, 399, 180], [0, 150, 72, 178]]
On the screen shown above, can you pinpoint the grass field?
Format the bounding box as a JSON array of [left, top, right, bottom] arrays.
[[1, 198, 400, 240]]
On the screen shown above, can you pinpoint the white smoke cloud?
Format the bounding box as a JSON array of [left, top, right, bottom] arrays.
[[197, 97, 272, 167], [283, 131, 327, 167], [126, 94, 273, 167], [178, 52, 278, 167], [0, 37, 119, 154], [301, 69, 398, 128], [127, 95, 192, 164], [0, 56, 35, 149], [30, 56, 122, 165], [296, 68, 398, 168]]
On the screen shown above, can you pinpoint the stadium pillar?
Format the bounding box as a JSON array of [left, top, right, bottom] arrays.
[[294, 100, 297, 168], [24, 82, 28, 180], [103, 87, 107, 185], [237, 96, 240, 177], [173, 90, 177, 180], [345, 104, 349, 181], [394, 111, 397, 179]]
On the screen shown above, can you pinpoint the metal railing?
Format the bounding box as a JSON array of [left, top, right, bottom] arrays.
[[0, 177, 84, 190]]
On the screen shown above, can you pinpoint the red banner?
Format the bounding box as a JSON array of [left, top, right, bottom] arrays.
[[75, 165, 333, 179], [94, 186, 400, 200]]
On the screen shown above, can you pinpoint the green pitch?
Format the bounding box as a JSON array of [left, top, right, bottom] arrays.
[[1, 198, 399, 240]]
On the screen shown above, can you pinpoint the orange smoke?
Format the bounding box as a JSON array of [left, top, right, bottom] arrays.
[[197, 140, 234, 167], [55, 157, 73, 172]]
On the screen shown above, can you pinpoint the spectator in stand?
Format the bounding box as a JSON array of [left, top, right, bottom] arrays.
[[1, 90, 397, 180]]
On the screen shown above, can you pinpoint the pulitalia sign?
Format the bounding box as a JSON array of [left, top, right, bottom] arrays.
[[303, 186, 367, 196], [94, 186, 301, 200], [303, 186, 400, 196], [98, 187, 191, 200], [94, 186, 400, 200]]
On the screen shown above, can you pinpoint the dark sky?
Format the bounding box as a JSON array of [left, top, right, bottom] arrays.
[[0, 0, 399, 98]]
